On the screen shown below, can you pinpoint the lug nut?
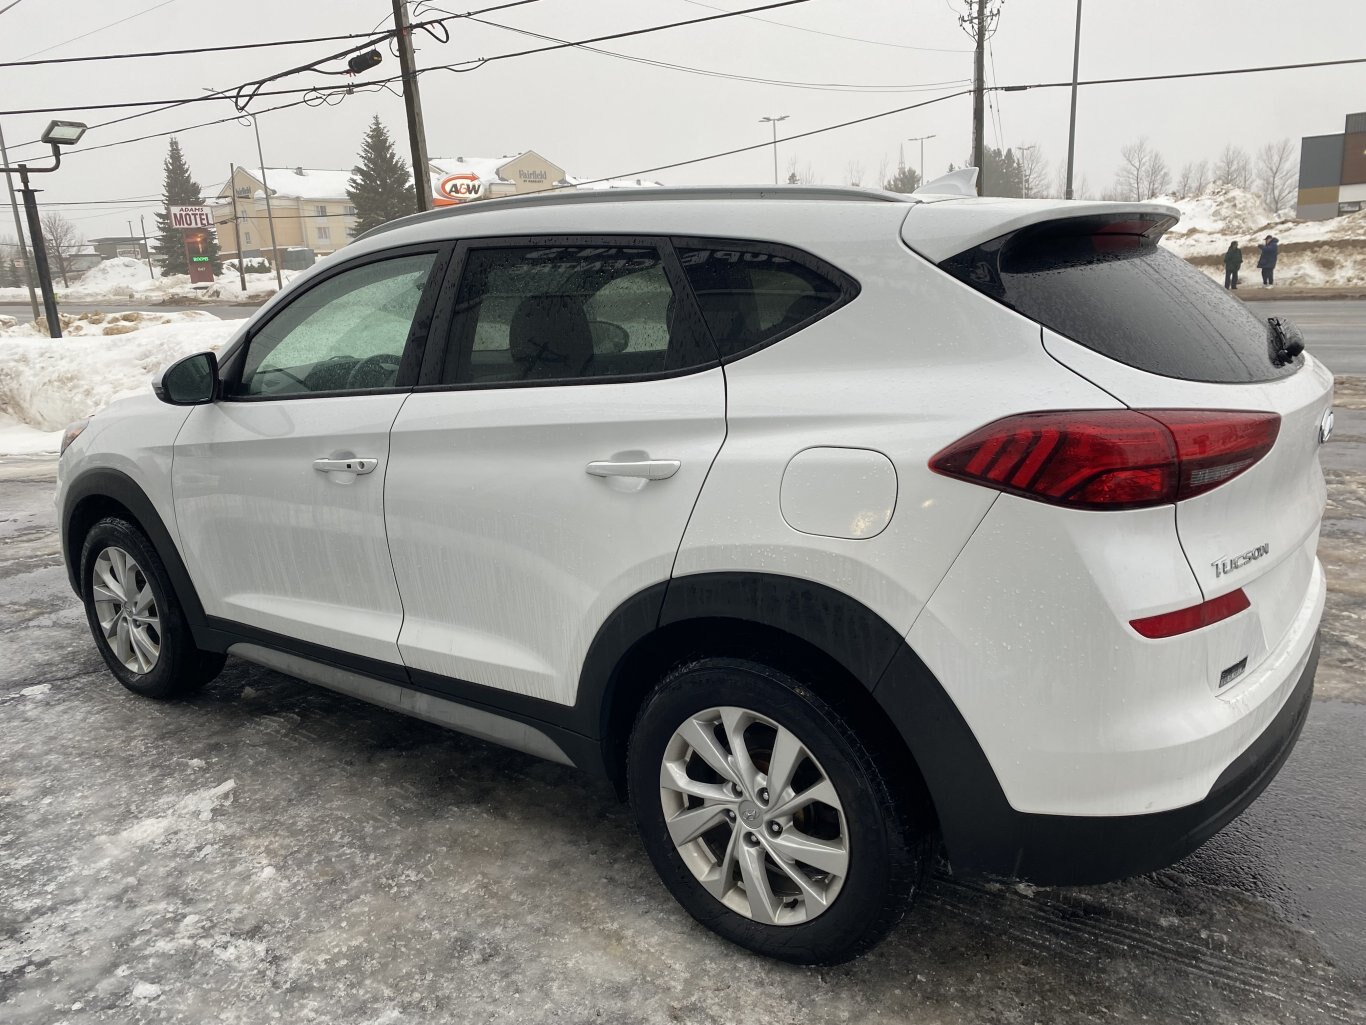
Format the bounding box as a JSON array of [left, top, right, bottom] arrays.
[[743, 832, 760, 847], [725, 810, 736, 822], [767, 821, 782, 836], [729, 782, 744, 797], [758, 787, 770, 804]]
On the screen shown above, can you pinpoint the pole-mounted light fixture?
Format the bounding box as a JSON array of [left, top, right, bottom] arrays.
[[0, 119, 90, 338], [40, 120, 88, 147]]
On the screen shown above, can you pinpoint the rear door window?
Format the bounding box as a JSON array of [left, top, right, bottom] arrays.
[[940, 215, 1300, 384], [675, 242, 856, 360]]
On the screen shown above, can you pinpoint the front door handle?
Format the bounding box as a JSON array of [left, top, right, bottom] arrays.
[[313, 457, 378, 475], [586, 459, 681, 481]]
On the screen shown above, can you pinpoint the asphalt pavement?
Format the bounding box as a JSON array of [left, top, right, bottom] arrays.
[[1252, 299, 1366, 375], [2, 387, 1366, 1021]]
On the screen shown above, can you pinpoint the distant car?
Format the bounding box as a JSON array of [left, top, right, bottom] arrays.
[[56, 183, 1330, 964]]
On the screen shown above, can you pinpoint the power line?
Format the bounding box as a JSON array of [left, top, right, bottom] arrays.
[[676, 0, 972, 53], [0, 0, 33, 16], [16, 0, 182, 61], [463, 14, 971, 93], [995, 55, 1366, 92]]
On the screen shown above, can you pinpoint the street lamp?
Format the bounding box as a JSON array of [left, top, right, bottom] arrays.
[[759, 115, 789, 185], [1064, 0, 1083, 199], [907, 134, 936, 187], [0, 118, 88, 338], [205, 89, 283, 289]]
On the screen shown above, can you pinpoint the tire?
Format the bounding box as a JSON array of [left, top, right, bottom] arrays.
[[79, 517, 225, 699], [627, 657, 932, 964]]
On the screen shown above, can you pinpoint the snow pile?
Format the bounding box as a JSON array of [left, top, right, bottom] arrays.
[[0, 311, 243, 447], [1157, 185, 1366, 288], [0, 257, 296, 304]]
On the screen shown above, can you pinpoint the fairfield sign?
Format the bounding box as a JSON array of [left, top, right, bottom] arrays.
[[170, 205, 214, 229]]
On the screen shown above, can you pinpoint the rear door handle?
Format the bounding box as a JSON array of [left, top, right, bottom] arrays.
[[313, 457, 378, 475], [585, 459, 681, 481]]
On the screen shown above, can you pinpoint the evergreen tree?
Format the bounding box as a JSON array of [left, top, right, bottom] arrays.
[[1, 256, 18, 289], [882, 163, 922, 194], [152, 138, 220, 276], [347, 117, 415, 234]]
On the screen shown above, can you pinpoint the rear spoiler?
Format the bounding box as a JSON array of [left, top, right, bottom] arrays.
[[901, 198, 1181, 264]]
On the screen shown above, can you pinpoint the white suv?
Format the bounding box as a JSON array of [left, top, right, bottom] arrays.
[[56, 185, 1330, 964]]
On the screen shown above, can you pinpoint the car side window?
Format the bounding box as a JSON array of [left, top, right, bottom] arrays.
[[445, 244, 686, 385], [676, 245, 851, 360], [235, 253, 436, 397]]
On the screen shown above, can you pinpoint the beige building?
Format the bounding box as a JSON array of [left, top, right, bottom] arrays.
[[211, 152, 657, 262]]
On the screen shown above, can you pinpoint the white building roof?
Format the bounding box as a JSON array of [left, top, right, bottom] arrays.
[[238, 167, 356, 202]]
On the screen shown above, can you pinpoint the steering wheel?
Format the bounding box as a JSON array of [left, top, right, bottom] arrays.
[[345, 352, 403, 390]]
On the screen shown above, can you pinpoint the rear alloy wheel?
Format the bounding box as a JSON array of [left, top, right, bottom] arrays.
[[80, 517, 225, 699], [629, 658, 931, 964]]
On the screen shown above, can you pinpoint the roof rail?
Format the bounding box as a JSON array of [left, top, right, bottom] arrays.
[[357, 184, 913, 241]]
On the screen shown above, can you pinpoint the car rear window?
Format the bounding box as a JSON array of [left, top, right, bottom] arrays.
[[940, 215, 1301, 384]]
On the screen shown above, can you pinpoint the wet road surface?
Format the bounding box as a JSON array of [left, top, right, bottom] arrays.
[[1252, 299, 1366, 375], [2, 389, 1365, 1023]]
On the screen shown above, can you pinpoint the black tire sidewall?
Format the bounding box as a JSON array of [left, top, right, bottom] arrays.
[[627, 658, 921, 964], [80, 518, 207, 699]]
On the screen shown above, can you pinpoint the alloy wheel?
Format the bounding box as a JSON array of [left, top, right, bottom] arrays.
[[92, 546, 161, 674], [658, 705, 849, 925]]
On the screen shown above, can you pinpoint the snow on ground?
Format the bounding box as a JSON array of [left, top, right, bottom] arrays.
[[1157, 185, 1366, 288], [0, 311, 243, 451], [0, 257, 295, 305]]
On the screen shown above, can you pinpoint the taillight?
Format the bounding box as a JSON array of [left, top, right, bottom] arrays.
[[929, 409, 1280, 510], [1130, 589, 1250, 638]]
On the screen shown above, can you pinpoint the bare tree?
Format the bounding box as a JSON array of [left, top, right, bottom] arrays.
[[1190, 159, 1210, 195], [1212, 144, 1253, 190], [1256, 138, 1298, 214], [846, 160, 865, 187], [785, 154, 816, 185], [1018, 143, 1049, 198], [1114, 138, 1171, 201], [40, 211, 83, 288]]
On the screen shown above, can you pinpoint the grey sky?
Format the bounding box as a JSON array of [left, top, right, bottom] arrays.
[[1, 0, 1362, 242]]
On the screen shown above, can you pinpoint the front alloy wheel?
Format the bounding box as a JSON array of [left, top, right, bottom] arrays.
[[92, 546, 161, 674], [659, 705, 849, 925]]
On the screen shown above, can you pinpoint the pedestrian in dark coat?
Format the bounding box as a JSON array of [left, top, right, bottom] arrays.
[[1257, 235, 1279, 286], [1223, 241, 1242, 290]]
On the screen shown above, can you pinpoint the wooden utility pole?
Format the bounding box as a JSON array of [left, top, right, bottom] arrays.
[[1064, 0, 1084, 199], [228, 163, 247, 291], [971, 0, 986, 195], [392, 0, 432, 214]]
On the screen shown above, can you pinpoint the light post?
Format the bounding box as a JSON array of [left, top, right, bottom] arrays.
[[205, 89, 283, 289], [0, 120, 87, 338], [1064, 0, 1083, 200], [759, 115, 789, 185], [907, 134, 936, 187]]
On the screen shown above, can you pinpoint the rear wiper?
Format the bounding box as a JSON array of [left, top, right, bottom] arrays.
[[1267, 316, 1305, 366]]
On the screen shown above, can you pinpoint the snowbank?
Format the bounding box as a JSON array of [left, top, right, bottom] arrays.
[[0, 257, 295, 305], [0, 311, 243, 450], [1155, 185, 1366, 288]]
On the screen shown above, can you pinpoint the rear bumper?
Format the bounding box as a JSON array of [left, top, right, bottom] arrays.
[[874, 631, 1319, 885], [991, 633, 1318, 884]]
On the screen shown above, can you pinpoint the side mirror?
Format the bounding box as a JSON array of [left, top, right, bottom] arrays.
[[154, 351, 219, 405]]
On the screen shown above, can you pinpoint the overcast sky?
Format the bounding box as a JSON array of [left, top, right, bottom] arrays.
[[1, 0, 1363, 243]]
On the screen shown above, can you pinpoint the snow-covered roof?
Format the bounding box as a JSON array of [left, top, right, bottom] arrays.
[[428, 155, 518, 184], [565, 176, 665, 190], [234, 167, 355, 201]]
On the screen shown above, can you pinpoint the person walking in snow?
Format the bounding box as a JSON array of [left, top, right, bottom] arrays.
[[1223, 241, 1242, 290], [1257, 234, 1279, 287]]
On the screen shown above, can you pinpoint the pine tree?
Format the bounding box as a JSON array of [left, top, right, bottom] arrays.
[[347, 117, 415, 234], [882, 164, 922, 194], [1, 256, 18, 289], [153, 138, 220, 277]]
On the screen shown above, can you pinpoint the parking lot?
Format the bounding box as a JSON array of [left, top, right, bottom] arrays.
[[3, 375, 1365, 1024]]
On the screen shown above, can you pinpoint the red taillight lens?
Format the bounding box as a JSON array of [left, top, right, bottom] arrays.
[[1130, 589, 1251, 638], [929, 409, 1280, 510]]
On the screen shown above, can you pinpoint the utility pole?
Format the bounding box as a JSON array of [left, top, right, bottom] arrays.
[[1064, 0, 1083, 200], [228, 163, 246, 291], [908, 134, 936, 187], [0, 120, 41, 321], [139, 215, 154, 281], [972, 0, 986, 195], [393, 0, 432, 213]]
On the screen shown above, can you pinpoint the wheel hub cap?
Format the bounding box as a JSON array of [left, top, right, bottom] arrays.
[[658, 705, 850, 926], [92, 546, 161, 675]]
